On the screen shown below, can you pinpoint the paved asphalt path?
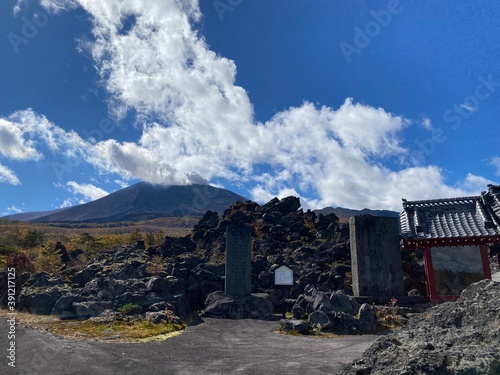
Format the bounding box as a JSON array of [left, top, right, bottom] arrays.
[[1, 316, 378, 375]]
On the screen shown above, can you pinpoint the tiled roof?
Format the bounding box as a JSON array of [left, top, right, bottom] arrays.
[[400, 186, 500, 240], [482, 184, 500, 220]]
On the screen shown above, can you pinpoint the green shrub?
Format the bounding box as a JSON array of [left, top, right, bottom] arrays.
[[118, 303, 142, 315]]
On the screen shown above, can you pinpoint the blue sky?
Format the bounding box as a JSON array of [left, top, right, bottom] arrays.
[[1, 0, 500, 216]]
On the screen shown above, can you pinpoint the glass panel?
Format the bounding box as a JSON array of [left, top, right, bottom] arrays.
[[431, 245, 485, 296]]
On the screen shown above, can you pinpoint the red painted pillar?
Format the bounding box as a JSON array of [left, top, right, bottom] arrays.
[[422, 246, 437, 303], [480, 244, 492, 279]]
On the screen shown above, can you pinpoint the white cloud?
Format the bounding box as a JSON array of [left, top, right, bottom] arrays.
[[0, 118, 42, 160], [7, 109, 86, 155], [39, 0, 79, 13], [0, 204, 25, 217], [7, 205, 23, 214], [491, 157, 500, 176], [460, 102, 478, 113], [421, 117, 432, 130], [66, 181, 109, 201], [455, 173, 496, 192], [114, 179, 129, 188], [250, 185, 276, 205], [0, 164, 21, 185], [59, 198, 74, 208]]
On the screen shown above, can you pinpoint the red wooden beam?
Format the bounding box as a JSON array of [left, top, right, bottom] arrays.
[[403, 235, 500, 249], [403, 235, 500, 250]]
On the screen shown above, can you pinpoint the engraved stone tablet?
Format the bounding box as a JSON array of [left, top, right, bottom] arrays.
[[349, 215, 404, 297], [225, 224, 252, 296]]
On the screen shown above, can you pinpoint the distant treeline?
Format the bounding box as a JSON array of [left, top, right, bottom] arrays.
[[0, 216, 197, 270]]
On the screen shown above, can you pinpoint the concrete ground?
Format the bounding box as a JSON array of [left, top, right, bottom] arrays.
[[1, 316, 378, 375]]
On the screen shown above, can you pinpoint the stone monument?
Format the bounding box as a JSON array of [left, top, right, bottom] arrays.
[[349, 215, 404, 298], [225, 224, 252, 296], [204, 223, 273, 319]]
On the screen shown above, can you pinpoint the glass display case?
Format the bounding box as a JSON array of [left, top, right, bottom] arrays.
[[431, 245, 485, 296]]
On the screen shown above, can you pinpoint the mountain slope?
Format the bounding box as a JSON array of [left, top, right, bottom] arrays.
[[1, 208, 69, 221], [4, 183, 248, 223], [314, 206, 400, 219]]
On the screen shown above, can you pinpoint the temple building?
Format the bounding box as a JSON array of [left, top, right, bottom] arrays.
[[400, 184, 500, 303]]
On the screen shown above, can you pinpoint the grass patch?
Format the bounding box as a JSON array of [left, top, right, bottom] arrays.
[[0, 309, 186, 342], [47, 320, 186, 341], [275, 329, 304, 336], [275, 328, 339, 338]]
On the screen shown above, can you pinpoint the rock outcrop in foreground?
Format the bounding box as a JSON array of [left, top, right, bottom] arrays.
[[285, 283, 377, 334], [340, 279, 500, 375]]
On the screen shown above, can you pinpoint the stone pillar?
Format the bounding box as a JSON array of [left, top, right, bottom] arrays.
[[225, 224, 252, 296], [349, 215, 404, 297]]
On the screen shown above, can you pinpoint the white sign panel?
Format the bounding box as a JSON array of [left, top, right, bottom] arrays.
[[274, 265, 293, 286]]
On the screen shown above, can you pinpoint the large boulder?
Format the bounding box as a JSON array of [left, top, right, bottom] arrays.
[[159, 235, 196, 257], [28, 272, 64, 287], [194, 210, 219, 230], [72, 264, 103, 287], [74, 301, 113, 320], [80, 277, 132, 301], [18, 286, 68, 315], [146, 276, 176, 294], [312, 292, 334, 313], [356, 303, 377, 333], [327, 310, 359, 334], [275, 196, 301, 214], [108, 261, 147, 280], [291, 284, 373, 334], [203, 291, 274, 319], [280, 319, 311, 335], [145, 310, 181, 324], [340, 279, 500, 374], [329, 290, 360, 315], [52, 293, 85, 317], [308, 311, 331, 329]]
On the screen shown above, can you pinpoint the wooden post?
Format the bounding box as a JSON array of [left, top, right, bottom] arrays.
[[422, 246, 437, 303], [480, 244, 492, 279]]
